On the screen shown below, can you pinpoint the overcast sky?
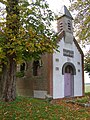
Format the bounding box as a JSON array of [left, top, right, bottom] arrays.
[[47, 0, 71, 13]]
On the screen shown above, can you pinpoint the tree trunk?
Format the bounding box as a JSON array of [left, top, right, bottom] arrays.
[[0, 0, 19, 102], [1, 57, 16, 102]]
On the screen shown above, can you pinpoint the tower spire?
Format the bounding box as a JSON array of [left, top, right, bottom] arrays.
[[59, 5, 73, 20]]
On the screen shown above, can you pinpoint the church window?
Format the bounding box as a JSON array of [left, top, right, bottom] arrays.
[[20, 63, 26, 71], [33, 60, 39, 76], [16, 62, 27, 77], [65, 65, 73, 74]]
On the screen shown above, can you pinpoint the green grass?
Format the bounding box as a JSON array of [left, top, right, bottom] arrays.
[[75, 96, 89, 103], [85, 85, 90, 93], [0, 96, 90, 120], [85, 92, 90, 96]]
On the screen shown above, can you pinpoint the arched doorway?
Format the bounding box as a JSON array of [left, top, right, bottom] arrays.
[[62, 62, 76, 97]]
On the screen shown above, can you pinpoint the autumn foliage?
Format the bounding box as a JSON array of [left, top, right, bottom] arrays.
[[0, 0, 57, 101]]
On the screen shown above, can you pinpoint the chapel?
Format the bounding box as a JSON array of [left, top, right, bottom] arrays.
[[16, 6, 84, 99]]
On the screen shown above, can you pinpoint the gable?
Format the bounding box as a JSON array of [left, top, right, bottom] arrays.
[[57, 31, 84, 57], [73, 38, 84, 57]]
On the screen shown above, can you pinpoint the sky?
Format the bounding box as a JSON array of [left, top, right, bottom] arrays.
[[47, 0, 71, 13]]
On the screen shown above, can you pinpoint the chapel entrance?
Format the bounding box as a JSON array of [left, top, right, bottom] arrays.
[[62, 63, 76, 97]]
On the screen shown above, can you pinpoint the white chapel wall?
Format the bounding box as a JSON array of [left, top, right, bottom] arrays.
[[53, 37, 83, 99]]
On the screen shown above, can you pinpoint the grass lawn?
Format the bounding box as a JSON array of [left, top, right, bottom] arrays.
[[0, 96, 90, 120], [85, 84, 90, 93]]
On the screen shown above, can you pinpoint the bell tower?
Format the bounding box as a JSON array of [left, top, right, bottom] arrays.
[[57, 5, 73, 44]]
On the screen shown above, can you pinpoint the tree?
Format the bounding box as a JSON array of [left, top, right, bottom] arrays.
[[0, 0, 57, 102], [84, 50, 90, 76], [70, 0, 90, 45], [69, 0, 90, 78]]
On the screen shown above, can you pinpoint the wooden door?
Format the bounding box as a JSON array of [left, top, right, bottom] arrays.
[[64, 73, 72, 97]]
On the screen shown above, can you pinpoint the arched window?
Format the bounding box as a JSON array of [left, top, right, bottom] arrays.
[[33, 61, 39, 76], [65, 65, 73, 74], [20, 63, 26, 71], [16, 62, 26, 77], [62, 62, 76, 75]]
